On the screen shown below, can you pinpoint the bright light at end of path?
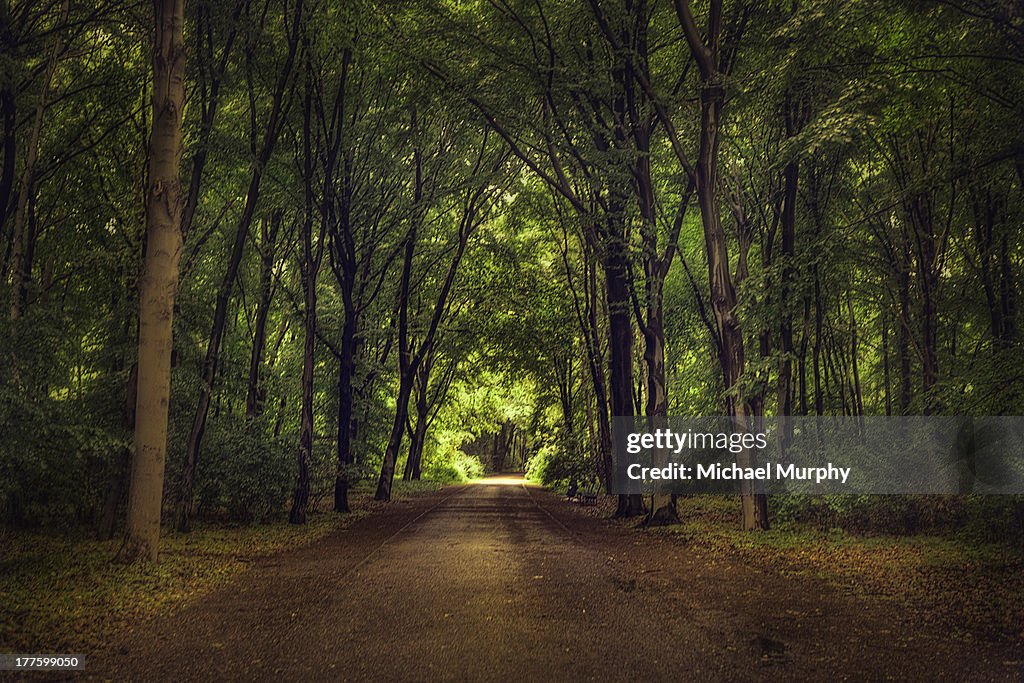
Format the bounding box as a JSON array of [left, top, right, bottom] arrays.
[[472, 475, 530, 486]]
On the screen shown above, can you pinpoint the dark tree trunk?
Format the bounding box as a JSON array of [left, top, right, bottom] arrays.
[[333, 308, 357, 512], [778, 143, 798, 448], [676, 0, 767, 530], [584, 250, 613, 491], [175, 4, 302, 531], [289, 217, 316, 525], [290, 51, 319, 525], [0, 86, 15, 250], [245, 211, 282, 418], [375, 121, 488, 501], [897, 266, 913, 415], [97, 365, 137, 539], [606, 214, 645, 519], [403, 358, 431, 481], [176, 171, 259, 531]]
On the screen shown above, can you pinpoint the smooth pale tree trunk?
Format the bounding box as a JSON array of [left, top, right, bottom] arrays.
[[120, 0, 186, 563]]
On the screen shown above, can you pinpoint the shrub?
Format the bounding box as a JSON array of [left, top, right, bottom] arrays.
[[525, 433, 594, 489], [422, 448, 484, 483], [194, 416, 293, 522]]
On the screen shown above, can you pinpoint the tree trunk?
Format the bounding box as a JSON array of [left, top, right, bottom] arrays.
[[897, 266, 912, 414], [0, 86, 15, 247], [375, 121, 484, 501], [778, 145, 798, 449], [605, 213, 645, 519], [333, 307, 357, 512], [376, 375, 413, 500], [404, 357, 431, 481], [290, 53, 319, 525], [7, 0, 66, 318], [120, 0, 186, 563], [245, 211, 281, 418], [584, 248, 613, 491], [175, 176, 256, 531], [289, 215, 316, 525], [175, 3, 302, 530], [675, 0, 767, 529]]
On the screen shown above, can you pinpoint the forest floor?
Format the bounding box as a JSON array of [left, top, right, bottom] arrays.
[[0, 481, 442, 657], [45, 476, 1021, 680]]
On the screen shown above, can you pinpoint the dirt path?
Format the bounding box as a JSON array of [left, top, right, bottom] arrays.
[[93, 477, 1022, 681]]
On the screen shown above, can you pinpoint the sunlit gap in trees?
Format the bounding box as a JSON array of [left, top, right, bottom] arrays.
[[471, 476, 528, 487]]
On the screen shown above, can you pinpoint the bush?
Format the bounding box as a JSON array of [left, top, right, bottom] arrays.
[[525, 433, 594, 489], [771, 494, 1024, 542], [422, 448, 484, 483], [194, 416, 293, 522]]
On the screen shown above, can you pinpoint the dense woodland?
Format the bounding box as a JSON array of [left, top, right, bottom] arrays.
[[1, 0, 1022, 559]]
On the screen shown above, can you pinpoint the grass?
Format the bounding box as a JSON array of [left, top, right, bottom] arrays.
[[650, 495, 1024, 643], [0, 480, 444, 653]]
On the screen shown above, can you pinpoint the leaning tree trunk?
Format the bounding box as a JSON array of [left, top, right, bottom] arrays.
[[403, 357, 431, 481], [120, 0, 186, 563], [175, 1, 302, 531], [245, 211, 281, 418], [376, 374, 413, 500], [676, 0, 768, 530]]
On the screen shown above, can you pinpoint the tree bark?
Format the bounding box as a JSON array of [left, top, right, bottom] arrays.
[[605, 210, 645, 519], [0, 85, 16, 254], [675, 0, 767, 530], [245, 211, 282, 418], [120, 0, 186, 563], [333, 307, 357, 511], [403, 354, 434, 481], [290, 210, 316, 525]]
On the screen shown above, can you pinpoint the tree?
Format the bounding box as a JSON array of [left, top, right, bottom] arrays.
[[175, 0, 304, 531], [120, 0, 187, 563]]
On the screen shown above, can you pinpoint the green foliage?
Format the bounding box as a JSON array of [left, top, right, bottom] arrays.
[[194, 416, 293, 522], [422, 452, 484, 483], [772, 494, 1024, 543], [3, 0, 1024, 537], [421, 438, 485, 483], [525, 432, 593, 489]]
